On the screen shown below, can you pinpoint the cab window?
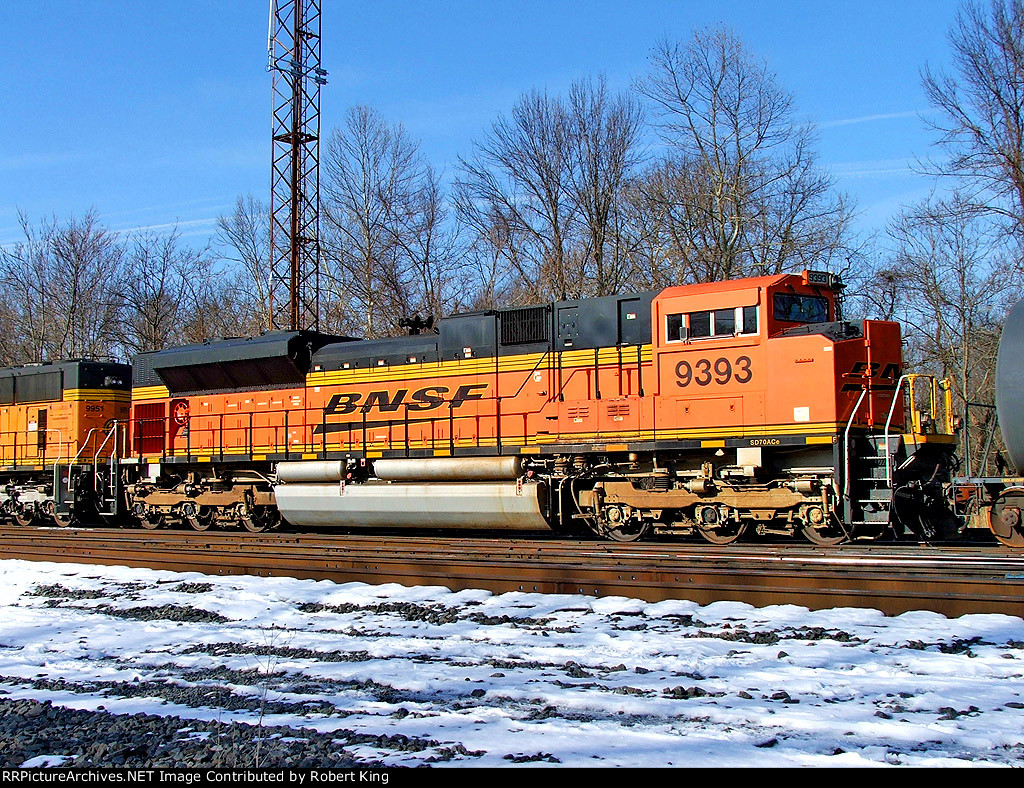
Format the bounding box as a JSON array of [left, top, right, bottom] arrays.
[[667, 313, 686, 341], [666, 306, 758, 342], [689, 311, 711, 338], [773, 293, 829, 324]]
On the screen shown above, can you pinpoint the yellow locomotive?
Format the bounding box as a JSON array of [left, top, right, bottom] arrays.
[[0, 360, 130, 526]]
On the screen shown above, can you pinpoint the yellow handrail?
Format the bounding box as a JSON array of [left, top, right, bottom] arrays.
[[905, 373, 953, 435]]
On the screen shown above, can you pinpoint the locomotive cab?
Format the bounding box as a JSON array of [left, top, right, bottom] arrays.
[[582, 270, 954, 544]]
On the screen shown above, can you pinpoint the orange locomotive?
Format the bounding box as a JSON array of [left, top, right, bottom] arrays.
[[121, 270, 961, 544], [0, 360, 131, 526]]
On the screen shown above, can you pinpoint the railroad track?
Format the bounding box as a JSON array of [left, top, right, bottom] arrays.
[[0, 526, 1022, 617]]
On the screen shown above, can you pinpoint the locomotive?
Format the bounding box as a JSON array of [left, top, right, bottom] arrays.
[[0, 269, 998, 546]]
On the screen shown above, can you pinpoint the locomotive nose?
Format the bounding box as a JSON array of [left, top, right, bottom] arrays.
[[996, 299, 1024, 473]]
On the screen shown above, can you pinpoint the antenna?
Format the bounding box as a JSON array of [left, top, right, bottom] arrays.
[[267, 0, 327, 332]]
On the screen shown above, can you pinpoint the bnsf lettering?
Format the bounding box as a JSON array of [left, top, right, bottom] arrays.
[[324, 383, 488, 415], [324, 392, 361, 415], [408, 386, 446, 411], [849, 362, 900, 379], [363, 389, 408, 412]]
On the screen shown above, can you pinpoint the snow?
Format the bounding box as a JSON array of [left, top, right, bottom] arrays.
[[1, 558, 1023, 767]]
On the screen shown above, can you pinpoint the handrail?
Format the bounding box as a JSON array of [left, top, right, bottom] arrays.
[[883, 374, 912, 487], [92, 422, 118, 490], [45, 428, 64, 499], [71, 428, 100, 464], [843, 388, 869, 507]]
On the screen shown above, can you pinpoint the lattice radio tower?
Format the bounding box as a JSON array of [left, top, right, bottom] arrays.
[[268, 0, 327, 331]]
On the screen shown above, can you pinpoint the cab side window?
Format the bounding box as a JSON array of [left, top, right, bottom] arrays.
[[667, 313, 686, 342], [689, 311, 711, 338], [666, 306, 758, 342]]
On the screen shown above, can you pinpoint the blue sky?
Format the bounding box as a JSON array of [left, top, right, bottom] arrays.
[[0, 1, 964, 248]]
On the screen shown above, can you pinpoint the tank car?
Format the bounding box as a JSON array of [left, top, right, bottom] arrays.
[[0, 360, 131, 526], [118, 270, 961, 544]]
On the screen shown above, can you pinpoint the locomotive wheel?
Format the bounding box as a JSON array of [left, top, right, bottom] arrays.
[[182, 503, 214, 532], [52, 511, 77, 528], [989, 492, 1024, 548], [139, 511, 164, 530], [604, 521, 651, 542], [13, 506, 37, 528], [800, 523, 847, 546], [240, 505, 280, 533], [696, 521, 747, 545]]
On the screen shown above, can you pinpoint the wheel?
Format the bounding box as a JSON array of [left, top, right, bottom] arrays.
[[694, 505, 746, 544], [800, 523, 847, 546], [139, 512, 164, 530], [696, 521, 747, 544], [239, 505, 280, 533], [182, 503, 215, 532], [604, 521, 651, 542], [989, 492, 1024, 548], [598, 504, 650, 542], [52, 511, 77, 528], [13, 505, 37, 527]]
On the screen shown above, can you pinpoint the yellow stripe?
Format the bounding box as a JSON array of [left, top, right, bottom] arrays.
[[132, 385, 170, 401], [903, 433, 957, 444], [306, 345, 655, 386], [63, 388, 130, 402], [149, 422, 842, 457]]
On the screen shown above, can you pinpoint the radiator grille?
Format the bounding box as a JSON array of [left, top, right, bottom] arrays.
[[500, 306, 548, 345]]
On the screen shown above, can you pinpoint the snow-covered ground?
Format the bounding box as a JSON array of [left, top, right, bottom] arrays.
[[1, 557, 1023, 767]]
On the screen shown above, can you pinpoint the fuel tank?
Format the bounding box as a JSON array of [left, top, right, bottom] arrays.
[[997, 299, 1024, 471], [274, 480, 550, 530]]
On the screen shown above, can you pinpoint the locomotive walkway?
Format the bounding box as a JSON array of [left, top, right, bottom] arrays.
[[0, 526, 1021, 617]]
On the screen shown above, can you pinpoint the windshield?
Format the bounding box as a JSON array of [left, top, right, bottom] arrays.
[[773, 293, 830, 324]]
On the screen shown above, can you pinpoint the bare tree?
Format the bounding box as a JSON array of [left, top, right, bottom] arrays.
[[120, 229, 219, 354], [921, 0, 1024, 243], [215, 195, 272, 336], [0, 210, 126, 363], [564, 76, 646, 295], [321, 106, 456, 337], [456, 89, 576, 302], [872, 193, 1020, 470], [633, 27, 854, 283], [457, 77, 644, 302], [381, 163, 469, 323]]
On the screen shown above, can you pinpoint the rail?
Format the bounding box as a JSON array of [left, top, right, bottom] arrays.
[[3, 527, 1021, 617]]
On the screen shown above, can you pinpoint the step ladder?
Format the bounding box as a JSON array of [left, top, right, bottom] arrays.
[[845, 433, 899, 526]]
